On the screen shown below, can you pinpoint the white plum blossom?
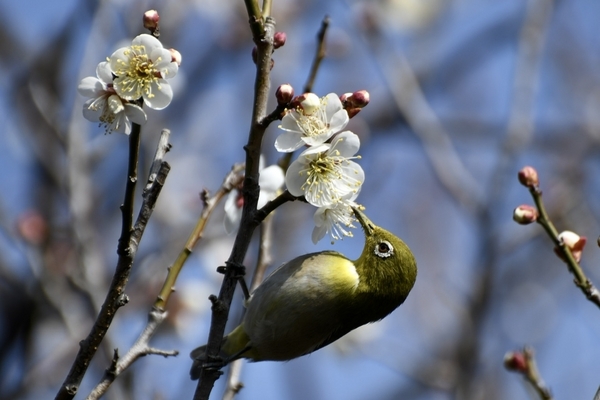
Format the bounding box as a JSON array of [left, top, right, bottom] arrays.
[[311, 197, 360, 244], [224, 163, 285, 234], [275, 93, 349, 152], [109, 34, 178, 110], [285, 131, 364, 208], [78, 61, 147, 134]]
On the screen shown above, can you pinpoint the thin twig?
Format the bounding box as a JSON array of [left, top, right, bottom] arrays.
[[87, 160, 241, 398], [527, 184, 600, 308], [85, 307, 178, 400], [55, 122, 168, 400], [303, 16, 330, 94], [144, 128, 171, 196], [505, 347, 553, 400], [155, 164, 245, 311]]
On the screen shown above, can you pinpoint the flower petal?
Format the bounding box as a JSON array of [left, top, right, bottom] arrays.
[[78, 77, 104, 97], [82, 98, 103, 122], [143, 79, 173, 110], [333, 131, 360, 157], [285, 159, 308, 197], [259, 165, 285, 192], [274, 131, 304, 152], [132, 33, 162, 51], [279, 112, 303, 133], [124, 104, 148, 125], [96, 61, 113, 85]]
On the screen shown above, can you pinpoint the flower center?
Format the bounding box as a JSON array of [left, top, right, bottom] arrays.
[[114, 45, 162, 100], [295, 113, 327, 137]]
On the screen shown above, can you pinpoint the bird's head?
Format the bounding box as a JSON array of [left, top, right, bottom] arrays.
[[352, 207, 417, 297]]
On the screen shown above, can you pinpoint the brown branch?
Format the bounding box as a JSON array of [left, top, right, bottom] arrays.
[[221, 212, 275, 400], [85, 307, 178, 400], [303, 15, 330, 94], [55, 123, 169, 400], [87, 160, 240, 398], [526, 183, 600, 309], [193, 15, 277, 400], [155, 164, 244, 311]]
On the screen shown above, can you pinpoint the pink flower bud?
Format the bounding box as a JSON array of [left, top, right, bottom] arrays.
[[504, 351, 528, 373], [518, 166, 539, 188], [274, 32, 287, 49], [555, 230, 587, 263], [17, 210, 48, 245], [512, 205, 538, 225], [143, 10, 160, 32], [276, 84, 294, 105], [339, 92, 352, 106], [169, 48, 182, 66], [350, 90, 370, 108]]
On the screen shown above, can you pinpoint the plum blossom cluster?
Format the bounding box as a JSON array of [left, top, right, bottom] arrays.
[[275, 90, 369, 243], [78, 32, 180, 134]]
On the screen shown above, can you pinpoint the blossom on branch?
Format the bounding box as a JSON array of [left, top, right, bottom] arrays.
[[311, 197, 359, 244], [110, 34, 179, 110], [285, 131, 364, 208], [275, 93, 349, 152], [78, 61, 147, 134]]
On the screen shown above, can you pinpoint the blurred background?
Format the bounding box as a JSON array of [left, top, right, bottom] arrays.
[[2, 0, 600, 399]]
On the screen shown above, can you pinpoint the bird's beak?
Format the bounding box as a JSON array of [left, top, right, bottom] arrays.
[[352, 207, 375, 236]]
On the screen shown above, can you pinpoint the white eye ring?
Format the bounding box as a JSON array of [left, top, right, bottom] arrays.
[[374, 240, 394, 258]]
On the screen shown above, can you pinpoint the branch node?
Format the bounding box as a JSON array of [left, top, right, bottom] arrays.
[[208, 295, 228, 315], [115, 294, 130, 308]]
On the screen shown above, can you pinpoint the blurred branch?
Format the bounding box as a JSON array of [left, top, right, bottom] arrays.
[[222, 212, 275, 400], [193, 13, 276, 400], [454, 0, 555, 395], [155, 163, 245, 311], [56, 123, 170, 400], [303, 15, 330, 94], [364, 40, 483, 212], [504, 347, 553, 400]]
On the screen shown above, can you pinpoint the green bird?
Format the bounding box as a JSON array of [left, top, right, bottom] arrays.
[[190, 208, 417, 380]]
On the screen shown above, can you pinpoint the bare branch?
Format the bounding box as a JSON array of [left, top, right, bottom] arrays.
[[55, 124, 170, 400], [193, 14, 277, 400]]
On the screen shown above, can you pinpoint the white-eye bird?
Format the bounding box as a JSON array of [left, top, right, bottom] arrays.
[[190, 208, 417, 380]]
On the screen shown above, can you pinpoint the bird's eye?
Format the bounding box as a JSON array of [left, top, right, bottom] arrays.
[[374, 240, 394, 258]]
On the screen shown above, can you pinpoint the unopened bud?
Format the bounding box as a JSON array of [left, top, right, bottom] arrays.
[[276, 84, 294, 105], [555, 230, 587, 263], [143, 10, 160, 32], [350, 90, 370, 108], [251, 47, 258, 64], [274, 32, 287, 49], [169, 48, 182, 66], [298, 93, 320, 115], [513, 205, 538, 224], [518, 166, 539, 188], [504, 351, 528, 373], [340, 92, 352, 105], [17, 210, 48, 245]]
